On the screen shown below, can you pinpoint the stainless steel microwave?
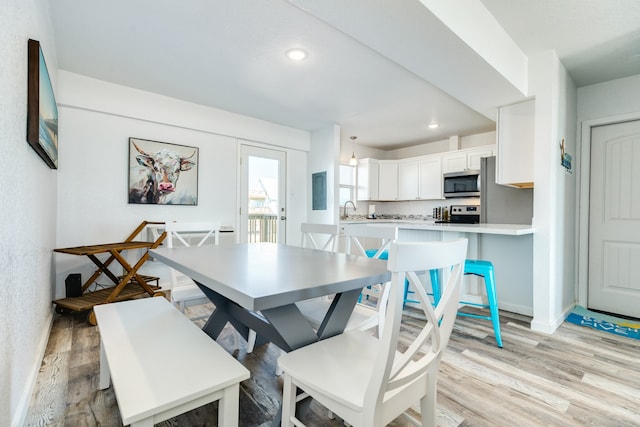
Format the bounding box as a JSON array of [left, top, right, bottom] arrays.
[[443, 170, 481, 198]]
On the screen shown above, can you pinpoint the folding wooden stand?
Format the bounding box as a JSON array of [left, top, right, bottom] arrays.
[[53, 221, 167, 324]]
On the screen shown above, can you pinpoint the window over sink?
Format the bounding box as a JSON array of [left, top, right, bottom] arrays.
[[339, 164, 356, 205]]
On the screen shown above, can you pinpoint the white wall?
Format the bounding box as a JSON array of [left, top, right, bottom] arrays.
[[529, 51, 578, 333], [576, 74, 640, 306], [307, 125, 341, 225], [0, 1, 59, 425], [385, 131, 496, 160], [55, 72, 311, 293]]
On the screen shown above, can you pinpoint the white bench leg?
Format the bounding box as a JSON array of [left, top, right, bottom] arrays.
[[99, 340, 111, 390], [131, 418, 154, 427], [219, 383, 240, 427]]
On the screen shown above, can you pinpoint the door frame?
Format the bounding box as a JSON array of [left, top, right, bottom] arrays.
[[238, 142, 287, 244], [577, 111, 640, 308]]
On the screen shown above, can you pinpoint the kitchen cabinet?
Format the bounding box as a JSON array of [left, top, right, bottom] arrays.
[[378, 161, 398, 201], [441, 151, 467, 174], [418, 155, 443, 199], [357, 158, 379, 201], [467, 146, 494, 170], [442, 145, 495, 173], [398, 160, 419, 200], [358, 146, 491, 201], [496, 99, 535, 188]]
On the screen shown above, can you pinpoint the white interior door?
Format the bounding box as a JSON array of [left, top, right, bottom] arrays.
[[588, 119, 640, 317], [239, 144, 286, 244]]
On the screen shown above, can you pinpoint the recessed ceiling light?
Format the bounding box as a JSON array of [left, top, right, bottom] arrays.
[[428, 123, 439, 129], [286, 48, 308, 61]]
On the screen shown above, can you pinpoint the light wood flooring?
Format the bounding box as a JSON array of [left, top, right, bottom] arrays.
[[26, 303, 640, 426]]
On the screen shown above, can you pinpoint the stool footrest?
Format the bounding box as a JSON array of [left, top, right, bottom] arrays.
[[457, 312, 492, 321]]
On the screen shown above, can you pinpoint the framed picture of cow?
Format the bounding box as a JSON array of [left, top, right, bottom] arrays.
[[27, 39, 58, 169], [128, 137, 199, 205]]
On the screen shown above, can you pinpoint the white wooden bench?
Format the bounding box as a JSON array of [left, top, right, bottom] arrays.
[[94, 297, 249, 427]]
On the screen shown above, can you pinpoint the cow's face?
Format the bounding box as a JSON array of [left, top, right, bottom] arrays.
[[134, 143, 196, 194]]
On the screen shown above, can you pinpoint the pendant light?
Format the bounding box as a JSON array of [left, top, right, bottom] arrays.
[[349, 136, 358, 166]]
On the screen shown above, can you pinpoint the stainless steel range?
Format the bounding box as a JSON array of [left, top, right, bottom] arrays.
[[449, 205, 480, 224]]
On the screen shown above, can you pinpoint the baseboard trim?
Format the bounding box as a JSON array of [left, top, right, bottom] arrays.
[[530, 304, 574, 334], [12, 307, 54, 427]]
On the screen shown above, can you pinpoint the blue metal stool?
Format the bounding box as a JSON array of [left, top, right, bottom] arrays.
[[364, 249, 389, 303], [365, 249, 441, 307], [431, 260, 503, 348]]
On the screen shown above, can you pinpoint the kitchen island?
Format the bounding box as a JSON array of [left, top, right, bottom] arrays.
[[341, 220, 535, 316]]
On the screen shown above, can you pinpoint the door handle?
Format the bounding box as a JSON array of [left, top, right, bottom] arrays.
[[280, 216, 287, 220]]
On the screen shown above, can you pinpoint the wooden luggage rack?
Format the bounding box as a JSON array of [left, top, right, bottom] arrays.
[[53, 221, 167, 324]]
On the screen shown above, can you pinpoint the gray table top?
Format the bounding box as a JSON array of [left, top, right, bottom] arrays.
[[151, 243, 391, 311]]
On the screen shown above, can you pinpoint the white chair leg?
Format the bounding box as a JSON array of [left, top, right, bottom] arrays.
[[275, 349, 286, 376], [420, 370, 438, 427], [246, 329, 257, 353], [281, 374, 297, 427]]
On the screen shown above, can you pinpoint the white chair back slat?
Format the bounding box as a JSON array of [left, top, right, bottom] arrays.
[[343, 224, 397, 258], [300, 223, 339, 252], [164, 221, 220, 316], [373, 238, 467, 402]]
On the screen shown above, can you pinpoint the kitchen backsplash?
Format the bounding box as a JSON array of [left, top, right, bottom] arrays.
[[360, 198, 479, 218], [342, 199, 481, 221]]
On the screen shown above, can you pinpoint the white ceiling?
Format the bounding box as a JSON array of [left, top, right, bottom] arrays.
[[49, 0, 640, 150]]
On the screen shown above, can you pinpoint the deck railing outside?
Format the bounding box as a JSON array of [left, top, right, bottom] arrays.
[[248, 214, 278, 243]]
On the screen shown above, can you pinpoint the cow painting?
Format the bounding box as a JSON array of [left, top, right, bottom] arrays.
[[128, 138, 198, 205]]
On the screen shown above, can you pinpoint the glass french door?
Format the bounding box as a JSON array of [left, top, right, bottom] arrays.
[[239, 144, 286, 243]]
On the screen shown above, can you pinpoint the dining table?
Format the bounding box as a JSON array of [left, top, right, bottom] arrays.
[[150, 242, 391, 352], [150, 242, 391, 425]]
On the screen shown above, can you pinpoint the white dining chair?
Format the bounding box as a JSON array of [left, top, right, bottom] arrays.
[[164, 221, 220, 320], [295, 223, 395, 336], [278, 238, 468, 427], [343, 224, 398, 334], [247, 223, 341, 372]]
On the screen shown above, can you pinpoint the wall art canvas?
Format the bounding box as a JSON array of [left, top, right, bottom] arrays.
[[27, 39, 58, 169], [128, 137, 199, 205]]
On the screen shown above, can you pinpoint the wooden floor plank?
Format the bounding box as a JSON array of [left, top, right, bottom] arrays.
[[25, 304, 640, 426]]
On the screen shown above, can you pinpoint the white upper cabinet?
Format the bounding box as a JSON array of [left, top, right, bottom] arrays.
[[441, 151, 468, 174], [418, 155, 443, 200], [356, 146, 491, 202], [378, 161, 398, 201], [442, 145, 495, 173], [357, 158, 379, 201], [496, 99, 535, 187], [398, 160, 419, 200], [467, 146, 494, 170]]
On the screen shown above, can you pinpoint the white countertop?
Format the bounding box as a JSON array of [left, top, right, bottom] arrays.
[[341, 220, 535, 236]]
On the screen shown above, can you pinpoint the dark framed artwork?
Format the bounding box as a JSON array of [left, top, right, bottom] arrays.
[[128, 137, 199, 205], [312, 171, 327, 210], [27, 39, 58, 169]]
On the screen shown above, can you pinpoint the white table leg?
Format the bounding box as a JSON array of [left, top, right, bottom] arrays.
[[219, 383, 240, 427]]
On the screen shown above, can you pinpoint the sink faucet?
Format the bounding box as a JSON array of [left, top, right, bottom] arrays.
[[342, 200, 356, 219]]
